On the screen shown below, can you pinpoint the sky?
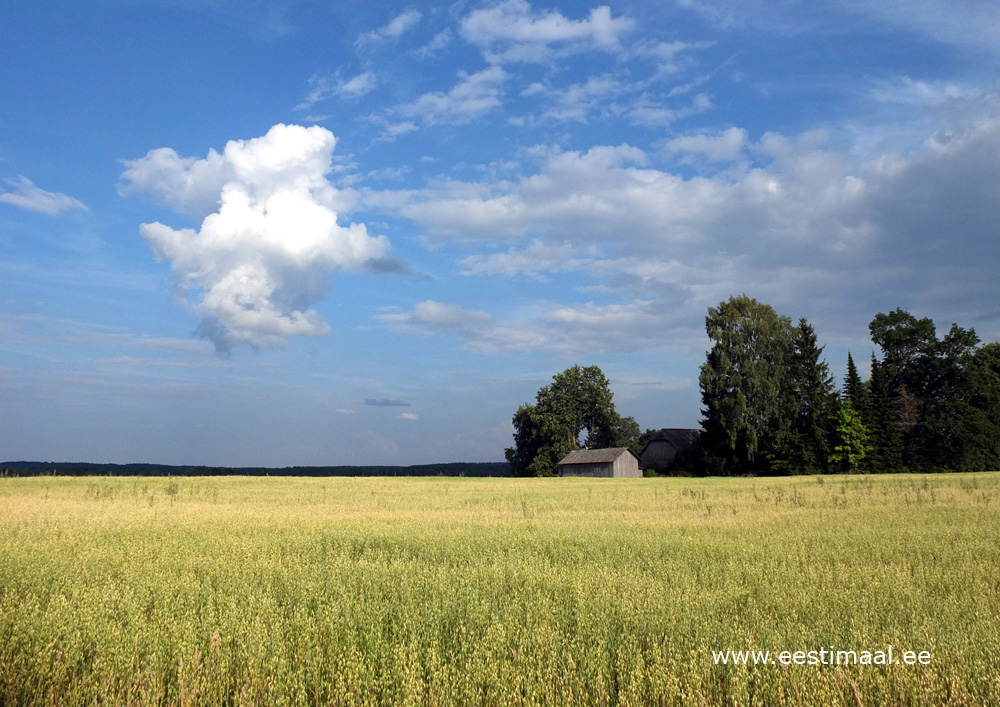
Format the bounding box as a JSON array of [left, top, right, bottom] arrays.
[[2, 0, 999, 466]]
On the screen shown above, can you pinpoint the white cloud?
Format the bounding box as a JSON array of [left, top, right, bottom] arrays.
[[375, 120, 420, 142], [0, 176, 86, 215], [337, 71, 378, 99], [357, 10, 422, 46], [377, 115, 1000, 334], [458, 239, 588, 278], [869, 77, 983, 106], [336, 408, 356, 414], [417, 29, 453, 57], [461, 0, 635, 64], [627, 92, 714, 127], [378, 300, 492, 336], [122, 124, 390, 353], [379, 298, 685, 356], [398, 412, 419, 420], [119, 147, 231, 218], [394, 66, 508, 126], [525, 75, 629, 123], [296, 71, 378, 110], [664, 127, 748, 161]]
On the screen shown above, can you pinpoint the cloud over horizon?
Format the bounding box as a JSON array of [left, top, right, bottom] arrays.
[[121, 124, 390, 353]]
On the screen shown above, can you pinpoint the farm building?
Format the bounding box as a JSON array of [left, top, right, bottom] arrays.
[[558, 448, 641, 478], [639, 428, 702, 472]]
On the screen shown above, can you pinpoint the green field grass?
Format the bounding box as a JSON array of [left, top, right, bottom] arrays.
[[1, 474, 998, 705]]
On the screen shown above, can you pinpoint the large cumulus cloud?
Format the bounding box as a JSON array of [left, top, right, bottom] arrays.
[[121, 124, 389, 353]]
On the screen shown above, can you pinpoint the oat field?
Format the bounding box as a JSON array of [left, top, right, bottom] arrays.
[[1, 473, 998, 706]]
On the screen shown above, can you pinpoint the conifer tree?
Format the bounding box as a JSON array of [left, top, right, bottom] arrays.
[[843, 352, 869, 420], [786, 319, 838, 473], [867, 354, 904, 472]]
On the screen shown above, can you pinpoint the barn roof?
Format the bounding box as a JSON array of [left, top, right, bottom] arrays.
[[641, 428, 702, 454], [558, 447, 639, 465]]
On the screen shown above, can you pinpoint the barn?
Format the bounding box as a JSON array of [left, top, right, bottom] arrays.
[[558, 448, 641, 478], [639, 428, 702, 473]]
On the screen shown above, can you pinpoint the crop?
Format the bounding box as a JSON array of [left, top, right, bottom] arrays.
[[1, 474, 998, 705]]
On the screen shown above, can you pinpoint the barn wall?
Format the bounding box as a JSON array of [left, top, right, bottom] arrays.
[[641, 440, 678, 467], [612, 454, 640, 478], [561, 463, 613, 477]]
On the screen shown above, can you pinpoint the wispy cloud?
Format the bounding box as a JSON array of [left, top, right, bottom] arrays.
[[869, 77, 984, 106], [461, 0, 635, 64], [357, 9, 422, 47], [296, 71, 378, 110], [393, 66, 509, 127], [664, 127, 748, 161], [417, 29, 453, 58], [378, 300, 493, 337], [0, 176, 86, 215], [378, 298, 684, 356]]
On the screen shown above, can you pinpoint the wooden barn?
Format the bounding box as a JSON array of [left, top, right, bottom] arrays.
[[639, 428, 702, 473], [558, 448, 641, 478]]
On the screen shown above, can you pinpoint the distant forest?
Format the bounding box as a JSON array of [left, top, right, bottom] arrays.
[[0, 461, 510, 478]]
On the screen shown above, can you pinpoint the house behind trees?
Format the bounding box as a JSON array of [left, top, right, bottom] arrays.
[[558, 448, 641, 478], [640, 429, 702, 473]]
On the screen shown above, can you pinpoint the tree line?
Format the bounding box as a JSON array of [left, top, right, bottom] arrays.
[[506, 295, 1000, 476], [0, 462, 511, 478]]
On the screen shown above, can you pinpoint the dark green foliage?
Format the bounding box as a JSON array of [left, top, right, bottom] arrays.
[[843, 352, 869, 420], [505, 365, 640, 477], [964, 343, 1000, 470], [698, 295, 795, 475], [866, 355, 904, 473], [868, 309, 939, 393], [785, 319, 839, 474], [697, 298, 999, 475], [505, 404, 571, 477], [868, 310, 998, 471]]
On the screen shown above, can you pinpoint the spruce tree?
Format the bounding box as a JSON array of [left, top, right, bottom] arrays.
[[787, 319, 838, 473], [843, 352, 869, 421], [867, 353, 904, 472]]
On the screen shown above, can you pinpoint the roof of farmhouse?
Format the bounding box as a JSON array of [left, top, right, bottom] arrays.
[[645, 428, 702, 449], [559, 448, 639, 465]]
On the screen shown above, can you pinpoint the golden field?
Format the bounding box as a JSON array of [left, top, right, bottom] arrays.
[[1, 473, 998, 705]]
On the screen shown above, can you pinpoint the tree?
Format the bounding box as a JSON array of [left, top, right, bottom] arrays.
[[868, 309, 938, 393], [867, 354, 904, 473], [785, 319, 838, 473], [843, 352, 868, 420], [829, 401, 872, 472], [505, 404, 572, 477], [869, 309, 985, 470], [962, 343, 1000, 470], [699, 295, 795, 475], [505, 365, 640, 477]]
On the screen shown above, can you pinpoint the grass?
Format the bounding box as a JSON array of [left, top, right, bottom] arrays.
[[1, 473, 998, 705]]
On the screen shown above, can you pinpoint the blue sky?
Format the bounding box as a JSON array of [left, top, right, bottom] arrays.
[[2, 0, 999, 466]]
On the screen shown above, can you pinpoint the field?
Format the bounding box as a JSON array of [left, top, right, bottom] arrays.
[[1, 474, 998, 706]]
